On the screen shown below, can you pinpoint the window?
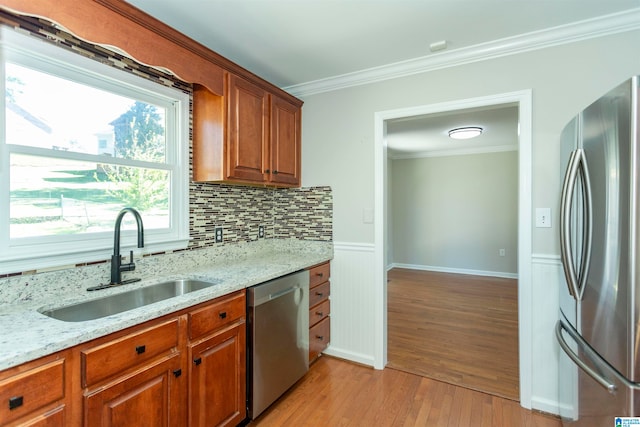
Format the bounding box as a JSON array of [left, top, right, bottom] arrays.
[[0, 28, 190, 274]]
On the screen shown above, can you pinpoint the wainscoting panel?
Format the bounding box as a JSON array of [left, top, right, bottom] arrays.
[[530, 254, 564, 415], [324, 242, 376, 366]]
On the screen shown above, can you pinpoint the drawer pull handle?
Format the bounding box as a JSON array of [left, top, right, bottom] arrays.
[[194, 358, 202, 366], [315, 335, 325, 341], [219, 311, 227, 319], [316, 311, 324, 316], [135, 345, 146, 355], [316, 272, 324, 277], [173, 369, 182, 378], [315, 292, 324, 296], [9, 396, 23, 410]]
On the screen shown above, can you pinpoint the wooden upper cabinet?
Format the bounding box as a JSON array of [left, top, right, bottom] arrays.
[[227, 74, 269, 183], [270, 95, 301, 186], [193, 73, 302, 187]]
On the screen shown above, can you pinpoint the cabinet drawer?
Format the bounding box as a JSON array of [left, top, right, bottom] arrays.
[[309, 262, 330, 289], [0, 359, 64, 425], [189, 291, 245, 340], [82, 318, 179, 388], [309, 281, 330, 308], [309, 299, 330, 328], [309, 317, 330, 361]]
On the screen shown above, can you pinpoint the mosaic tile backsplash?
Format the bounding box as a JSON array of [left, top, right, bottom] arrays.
[[190, 184, 333, 249], [0, 11, 333, 278]]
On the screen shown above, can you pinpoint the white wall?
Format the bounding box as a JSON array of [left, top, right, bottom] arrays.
[[390, 151, 518, 276], [301, 29, 640, 412]]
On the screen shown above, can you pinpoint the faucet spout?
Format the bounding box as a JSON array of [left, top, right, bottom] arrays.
[[111, 207, 145, 285]]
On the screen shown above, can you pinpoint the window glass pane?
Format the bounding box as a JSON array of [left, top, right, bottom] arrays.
[[5, 63, 167, 162], [10, 154, 169, 238]]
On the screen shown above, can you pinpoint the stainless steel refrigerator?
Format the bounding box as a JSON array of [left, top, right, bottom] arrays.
[[556, 75, 640, 426]]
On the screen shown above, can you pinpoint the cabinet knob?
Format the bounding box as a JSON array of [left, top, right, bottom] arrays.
[[135, 345, 146, 354], [219, 311, 227, 319], [315, 335, 324, 341], [265, 169, 270, 174], [315, 292, 324, 297], [194, 357, 202, 366], [173, 369, 182, 378], [273, 170, 279, 175], [9, 396, 23, 410], [316, 272, 324, 277], [316, 311, 324, 316]]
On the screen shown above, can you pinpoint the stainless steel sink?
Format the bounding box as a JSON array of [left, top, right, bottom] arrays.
[[39, 279, 219, 322]]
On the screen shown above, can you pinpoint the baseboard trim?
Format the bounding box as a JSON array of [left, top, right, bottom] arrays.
[[322, 346, 375, 368], [531, 396, 561, 417], [388, 262, 518, 279]]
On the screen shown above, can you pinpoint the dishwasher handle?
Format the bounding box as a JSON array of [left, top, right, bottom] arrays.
[[252, 284, 300, 307]]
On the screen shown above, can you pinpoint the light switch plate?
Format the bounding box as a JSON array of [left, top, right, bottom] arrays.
[[535, 208, 551, 228], [363, 208, 374, 224]]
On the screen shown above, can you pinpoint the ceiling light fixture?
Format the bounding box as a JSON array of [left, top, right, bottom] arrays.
[[448, 126, 483, 140]]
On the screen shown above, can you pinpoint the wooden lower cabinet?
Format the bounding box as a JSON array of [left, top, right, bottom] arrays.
[[84, 354, 184, 427], [18, 406, 65, 427], [0, 353, 69, 427], [307, 261, 331, 363], [0, 290, 248, 427], [309, 317, 331, 362], [189, 321, 246, 427]]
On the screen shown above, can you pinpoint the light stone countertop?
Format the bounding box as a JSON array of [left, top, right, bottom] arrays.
[[0, 239, 333, 371]]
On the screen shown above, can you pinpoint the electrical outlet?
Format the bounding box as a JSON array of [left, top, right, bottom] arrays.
[[258, 225, 265, 238], [215, 227, 223, 243]]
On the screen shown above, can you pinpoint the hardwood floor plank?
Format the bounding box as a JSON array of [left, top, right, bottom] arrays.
[[249, 356, 560, 427], [387, 268, 520, 400]]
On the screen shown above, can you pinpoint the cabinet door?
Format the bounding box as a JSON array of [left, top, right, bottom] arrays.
[[227, 74, 268, 182], [190, 322, 246, 427], [84, 354, 185, 427], [0, 357, 67, 427], [14, 406, 65, 427], [269, 95, 300, 186]]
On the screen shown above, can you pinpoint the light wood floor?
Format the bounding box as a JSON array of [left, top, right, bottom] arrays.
[[250, 356, 560, 427], [387, 269, 520, 401]]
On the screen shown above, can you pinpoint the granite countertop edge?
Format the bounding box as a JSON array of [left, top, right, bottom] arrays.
[[0, 239, 333, 371]]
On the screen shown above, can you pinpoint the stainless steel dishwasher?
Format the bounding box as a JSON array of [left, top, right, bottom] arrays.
[[247, 270, 309, 419]]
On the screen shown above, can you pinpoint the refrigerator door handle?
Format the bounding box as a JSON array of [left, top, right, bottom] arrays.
[[556, 319, 617, 393], [578, 150, 593, 300], [559, 148, 593, 300]]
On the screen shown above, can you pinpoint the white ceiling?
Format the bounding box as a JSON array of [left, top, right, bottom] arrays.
[[126, 0, 640, 90], [125, 0, 639, 154]]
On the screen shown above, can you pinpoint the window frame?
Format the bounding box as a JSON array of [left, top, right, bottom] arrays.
[[0, 27, 190, 274]]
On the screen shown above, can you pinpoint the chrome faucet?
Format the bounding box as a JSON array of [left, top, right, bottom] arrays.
[[110, 207, 144, 285]]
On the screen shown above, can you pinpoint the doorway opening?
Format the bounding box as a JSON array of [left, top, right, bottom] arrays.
[[373, 90, 533, 408], [385, 103, 519, 399]]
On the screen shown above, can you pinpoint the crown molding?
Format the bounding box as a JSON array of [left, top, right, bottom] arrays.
[[284, 8, 640, 98]]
